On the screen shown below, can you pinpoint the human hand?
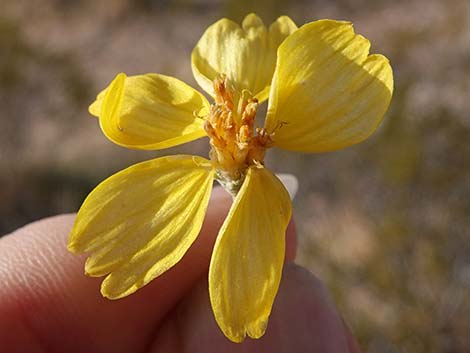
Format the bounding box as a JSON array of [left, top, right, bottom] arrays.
[[0, 187, 361, 353]]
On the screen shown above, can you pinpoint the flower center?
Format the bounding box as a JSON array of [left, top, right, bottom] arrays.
[[204, 75, 273, 195]]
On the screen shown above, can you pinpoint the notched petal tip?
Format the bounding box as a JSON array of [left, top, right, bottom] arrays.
[[66, 241, 79, 254], [100, 279, 122, 300], [225, 316, 268, 342], [191, 14, 296, 102], [100, 275, 132, 300], [242, 13, 265, 29], [70, 155, 214, 300], [269, 15, 298, 38], [248, 318, 268, 340], [67, 225, 91, 254]]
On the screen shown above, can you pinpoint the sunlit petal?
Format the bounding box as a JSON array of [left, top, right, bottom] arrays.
[[88, 90, 105, 117], [209, 166, 292, 342], [68, 155, 215, 299], [265, 20, 393, 152], [191, 14, 297, 101], [93, 73, 209, 150]]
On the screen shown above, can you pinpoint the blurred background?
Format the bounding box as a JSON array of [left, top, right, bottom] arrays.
[[1, 0, 469, 351]]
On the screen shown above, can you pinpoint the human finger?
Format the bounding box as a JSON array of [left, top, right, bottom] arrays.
[[150, 263, 352, 353], [0, 187, 297, 352]]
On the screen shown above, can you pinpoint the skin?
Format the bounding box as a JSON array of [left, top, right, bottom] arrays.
[[0, 187, 362, 353]]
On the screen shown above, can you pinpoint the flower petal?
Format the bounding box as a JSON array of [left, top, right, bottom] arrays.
[[209, 166, 292, 342], [68, 155, 215, 299], [93, 73, 209, 150], [88, 90, 105, 117], [265, 20, 393, 152], [191, 14, 297, 101]]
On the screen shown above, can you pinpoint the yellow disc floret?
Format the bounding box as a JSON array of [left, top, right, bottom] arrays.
[[204, 75, 273, 195]]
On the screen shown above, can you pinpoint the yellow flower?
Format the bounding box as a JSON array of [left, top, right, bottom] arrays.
[[68, 14, 393, 342]]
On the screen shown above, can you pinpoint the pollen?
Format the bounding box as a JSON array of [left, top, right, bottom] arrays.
[[204, 75, 273, 195]]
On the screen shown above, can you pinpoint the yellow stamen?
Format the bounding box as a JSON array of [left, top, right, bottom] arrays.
[[204, 75, 273, 195]]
